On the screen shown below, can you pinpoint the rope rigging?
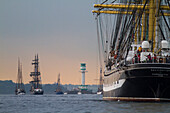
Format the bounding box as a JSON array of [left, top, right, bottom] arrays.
[[96, 17, 103, 67], [94, 0, 170, 68]]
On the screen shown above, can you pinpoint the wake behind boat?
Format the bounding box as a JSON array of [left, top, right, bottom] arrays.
[[93, 0, 170, 101]]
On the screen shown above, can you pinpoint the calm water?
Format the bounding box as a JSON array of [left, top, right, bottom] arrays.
[[0, 94, 170, 113]]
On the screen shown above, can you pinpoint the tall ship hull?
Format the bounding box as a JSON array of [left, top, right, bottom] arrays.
[[103, 63, 170, 101], [30, 89, 44, 95], [15, 89, 26, 95]]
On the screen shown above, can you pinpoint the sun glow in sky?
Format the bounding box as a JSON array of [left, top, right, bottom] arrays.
[[0, 0, 100, 85]]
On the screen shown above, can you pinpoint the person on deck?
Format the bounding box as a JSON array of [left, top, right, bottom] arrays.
[[138, 46, 142, 54], [138, 46, 142, 52], [134, 54, 138, 63], [138, 54, 140, 63], [153, 54, 157, 63], [166, 55, 170, 63], [147, 54, 152, 63]]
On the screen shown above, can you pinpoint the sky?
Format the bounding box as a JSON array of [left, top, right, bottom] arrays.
[[0, 0, 101, 85]]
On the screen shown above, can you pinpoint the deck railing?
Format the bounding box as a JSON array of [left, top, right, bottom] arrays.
[[130, 56, 170, 64]]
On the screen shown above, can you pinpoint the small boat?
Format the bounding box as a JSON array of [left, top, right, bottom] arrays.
[[77, 92, 82, 95], [15, 58, 26, 95], [55, 73, 64, 95], [97, 91, 102, 95], [15, 89, 26, 95], [66, 88, 79, 94]]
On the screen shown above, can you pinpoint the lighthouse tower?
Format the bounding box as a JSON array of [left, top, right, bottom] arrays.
[[80, 63, 87, 86], [78, 63, 93, 94]]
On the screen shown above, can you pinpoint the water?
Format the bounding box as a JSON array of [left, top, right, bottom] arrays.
[[0, 94, 170, 113]]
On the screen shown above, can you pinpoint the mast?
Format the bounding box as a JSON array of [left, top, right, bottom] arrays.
[[98, 68, 103, 92], [57, 73, 61, 88], [16, 58, 20, 90], [16, 58, 25, 91], [20, 63, 23, 89], [30, 54, 42, 90], [148, 0, 155, 51], [56, 73, 62, 92]]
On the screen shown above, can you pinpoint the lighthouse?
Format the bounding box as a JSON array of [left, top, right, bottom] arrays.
[[78, 63, 93, 94], [80, 63, 87, 85]]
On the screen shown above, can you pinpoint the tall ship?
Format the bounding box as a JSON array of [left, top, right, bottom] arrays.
[[93, 0, 170, 101], [30, 54, 44, 95], [55, 73, 64, 94], [15, 58, 26, 95]]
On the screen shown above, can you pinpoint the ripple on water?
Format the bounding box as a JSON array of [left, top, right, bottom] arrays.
[[1, 94, 170, 113]]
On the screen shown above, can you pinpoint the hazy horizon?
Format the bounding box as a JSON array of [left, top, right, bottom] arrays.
[[0, 0, 101, 85], [0, 79, 100, 85]]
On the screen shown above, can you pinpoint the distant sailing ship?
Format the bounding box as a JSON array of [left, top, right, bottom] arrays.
[[55, 73, 64, 94], [97, 68, 103, 95], [30, 54, 44, 95], [15, 58, 26, 95]]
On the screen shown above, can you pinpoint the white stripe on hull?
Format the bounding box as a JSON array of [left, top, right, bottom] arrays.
[[103, 79, 125, 92]]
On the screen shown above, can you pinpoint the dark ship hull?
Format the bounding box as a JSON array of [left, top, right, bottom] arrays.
[[56, 91, 64, 95], [32, 92, 43, 95], [67, 90, 79, 94], [31, 90, 44, 95], [15, 89, 26, 95], [80, 89, 94, 94], [103, 63, 170, 101]]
